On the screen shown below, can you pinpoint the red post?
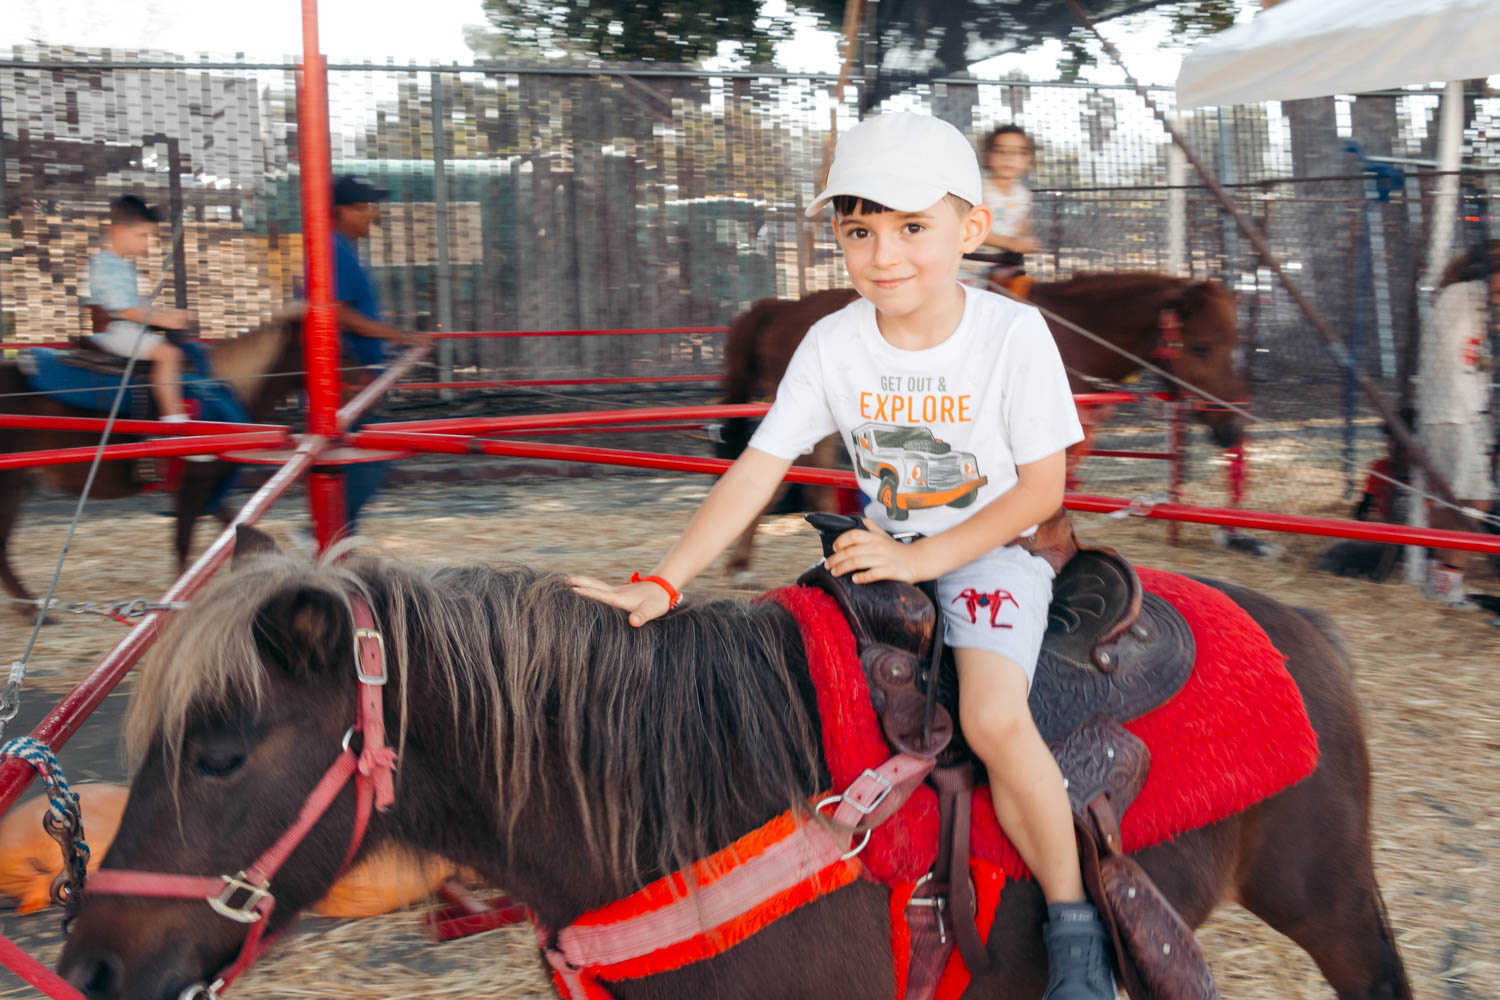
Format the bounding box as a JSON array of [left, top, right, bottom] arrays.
[[1226, 435, 1248, 507], [298, 0, 344, 548], [1167, 397, 1185, 545]]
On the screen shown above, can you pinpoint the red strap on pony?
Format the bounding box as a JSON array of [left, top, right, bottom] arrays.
[[535, 752, 935, 999], [350, 597, 397, 810], [630, 573, 682, 610], [1153, 309, 1183, 361], [83, 594, 397, 997]]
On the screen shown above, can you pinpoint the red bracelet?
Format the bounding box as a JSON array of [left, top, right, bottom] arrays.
[[631, 572, 682, 610]]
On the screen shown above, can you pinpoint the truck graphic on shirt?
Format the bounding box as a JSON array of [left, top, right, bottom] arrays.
[[850, 422, 987, 521]]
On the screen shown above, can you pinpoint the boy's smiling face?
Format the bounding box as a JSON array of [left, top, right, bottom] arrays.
[[834, 197, 990, 323]]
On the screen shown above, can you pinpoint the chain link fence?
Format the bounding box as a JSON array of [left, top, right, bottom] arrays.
[[2, 46, 1496, 525]]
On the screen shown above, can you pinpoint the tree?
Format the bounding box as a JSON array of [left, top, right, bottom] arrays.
[[1057, 0, 1246, 80], [465, 0, 844, 66]]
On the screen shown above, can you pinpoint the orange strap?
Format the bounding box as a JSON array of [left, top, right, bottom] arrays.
[[631, 573, 681, 610]]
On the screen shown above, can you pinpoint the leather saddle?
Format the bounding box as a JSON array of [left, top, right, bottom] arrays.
[[65, 305, 197, 378], [796, 511, 1217, 1000]]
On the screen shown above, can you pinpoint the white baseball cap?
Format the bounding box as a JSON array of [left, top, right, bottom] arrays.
[[807, 112, 983, 218]]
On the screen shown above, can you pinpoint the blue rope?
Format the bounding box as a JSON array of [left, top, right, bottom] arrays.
[[0, 737, 91, 870]]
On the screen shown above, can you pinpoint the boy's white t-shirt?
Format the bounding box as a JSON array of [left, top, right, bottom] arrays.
[[749, 284, 1083, 538]]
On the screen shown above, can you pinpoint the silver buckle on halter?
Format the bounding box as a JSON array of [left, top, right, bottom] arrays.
[[206, 871, 269, 923], [813, 794, 873, 861], [844, 768, 894, 816], [353, 627, 387, 684], [178, 980, 225, 1000]]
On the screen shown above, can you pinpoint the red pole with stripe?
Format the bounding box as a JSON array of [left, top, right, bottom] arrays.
[[297, 0, 346, 550]]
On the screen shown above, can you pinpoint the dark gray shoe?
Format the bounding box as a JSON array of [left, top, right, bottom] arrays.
[[1042, 901, 1117, 1000]]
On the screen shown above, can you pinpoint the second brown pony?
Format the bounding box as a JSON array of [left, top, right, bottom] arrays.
[[0, 310, 306, 616]]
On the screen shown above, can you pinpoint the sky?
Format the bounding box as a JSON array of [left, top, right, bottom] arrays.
[[3, 0, 1202, 85]]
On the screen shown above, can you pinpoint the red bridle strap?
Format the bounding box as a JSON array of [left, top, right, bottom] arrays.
[[82, 594, 396, 996], [1153, 309, 1183, 362]]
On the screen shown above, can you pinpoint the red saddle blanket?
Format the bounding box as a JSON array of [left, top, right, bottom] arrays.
[[770, 567, 1319, 887]]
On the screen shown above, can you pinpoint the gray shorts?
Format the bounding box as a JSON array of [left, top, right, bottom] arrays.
[[91, 324, 165, 357], [935, 545, 1056, 687]]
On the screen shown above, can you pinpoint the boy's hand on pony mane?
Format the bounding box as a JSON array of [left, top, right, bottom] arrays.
[[569, 575, 673, 628]]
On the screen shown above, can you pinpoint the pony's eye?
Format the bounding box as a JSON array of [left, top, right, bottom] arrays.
[[194, 748, 247, 778], [1189, 344, 1212, 359]]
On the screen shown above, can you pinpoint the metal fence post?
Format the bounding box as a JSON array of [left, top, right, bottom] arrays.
[[430, 70, 455, 399]]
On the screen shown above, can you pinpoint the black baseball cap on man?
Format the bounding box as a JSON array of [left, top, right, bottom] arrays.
[[332, 175, 390, 207]]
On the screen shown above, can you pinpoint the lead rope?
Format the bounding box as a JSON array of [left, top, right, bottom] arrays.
[[0, 737, 91, 925]]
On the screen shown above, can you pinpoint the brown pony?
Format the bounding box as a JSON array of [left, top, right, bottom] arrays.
[[0, 311, 306, 616], [59, 529, 1408, 1000], [718, 275, 1246, 580]]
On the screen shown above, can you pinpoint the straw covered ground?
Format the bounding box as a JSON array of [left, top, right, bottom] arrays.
[[0, 464, 1496, 998]]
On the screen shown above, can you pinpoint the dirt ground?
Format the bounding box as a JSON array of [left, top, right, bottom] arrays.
[[0, 464, 1496, 999]]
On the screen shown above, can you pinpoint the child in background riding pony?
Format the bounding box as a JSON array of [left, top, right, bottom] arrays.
[[572, 112, 1114, 1000], [86, 195, 198, 422], [961, 125, 1040, 292]]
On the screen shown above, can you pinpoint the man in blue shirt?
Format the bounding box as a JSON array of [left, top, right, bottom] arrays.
[[329, 175, 426, 534]]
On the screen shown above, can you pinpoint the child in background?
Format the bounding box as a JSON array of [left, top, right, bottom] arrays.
[[86, 195, 197, 421], [963, 125, 1040, 291]]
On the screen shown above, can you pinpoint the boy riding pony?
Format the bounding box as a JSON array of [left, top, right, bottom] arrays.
[[572, 112, 1113, 1000]]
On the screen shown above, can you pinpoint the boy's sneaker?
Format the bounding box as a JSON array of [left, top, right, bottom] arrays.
[[159, 412, 215, 462], [1042, 901, 1116, 1000]]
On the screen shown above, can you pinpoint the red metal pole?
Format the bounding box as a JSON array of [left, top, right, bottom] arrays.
[[518, 423, 709, 437], [299, 0, 341, 551], [348, 431, 1500, 555], [361, 403, 769, 436], [0, 414, 282, 435], [1066, 493, 1500, 552], [0, 934, 84, 999], [0, 341, 74, 351], [1071, 392, 1138, 406], [0, 434, 332, 818], [426, 326, 727, 339], [0, 430, 289, 470], [394, 374, 720, 392]]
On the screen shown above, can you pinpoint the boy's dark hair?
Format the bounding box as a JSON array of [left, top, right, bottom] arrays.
[[830, 193, 974, 217], [109, 195, 160, 226], [983, 124, 1034, 154]]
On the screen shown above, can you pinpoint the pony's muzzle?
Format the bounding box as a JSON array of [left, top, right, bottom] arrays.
[[60, 947, 123, 1000]]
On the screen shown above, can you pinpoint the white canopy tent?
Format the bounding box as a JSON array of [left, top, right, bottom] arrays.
[[1175, 0, 1500, 111], [1173, 0, 1500, 578], [1174, 0, 1500, 284]]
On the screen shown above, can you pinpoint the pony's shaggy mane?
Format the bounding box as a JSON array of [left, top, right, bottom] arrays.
[[127, 545, 824, 890]]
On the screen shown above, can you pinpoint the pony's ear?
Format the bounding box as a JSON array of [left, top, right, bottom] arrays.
[[233, 525, 280, 568], [252, 587, 349, 681]]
